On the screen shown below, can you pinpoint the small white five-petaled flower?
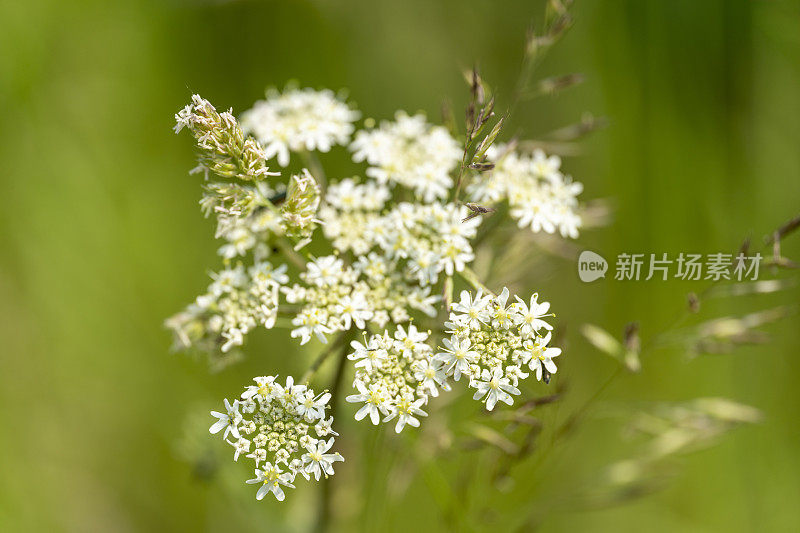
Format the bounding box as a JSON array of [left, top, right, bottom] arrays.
[[246, 462, 295, 501], [209, 398, 241, 440], [471, 367, 521, 411], [302, 438, 344, 480]]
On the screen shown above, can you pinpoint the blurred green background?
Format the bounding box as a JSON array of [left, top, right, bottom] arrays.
[[2, 0, 799, 531]]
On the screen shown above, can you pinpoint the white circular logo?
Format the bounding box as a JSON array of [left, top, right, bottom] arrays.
[[578, 251, 608, 282]]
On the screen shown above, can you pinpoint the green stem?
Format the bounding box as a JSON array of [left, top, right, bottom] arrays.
[[301, 149, 328, 193], [471, 203, 506, 250], [452, 131, 476, 203], [301, 332, 349, 385], [271, 317, 296, 329], [274, 237, 308, 270], [458, 266, 496, 297], [313, 330, 354, 533], [442, 276, 454, 314]]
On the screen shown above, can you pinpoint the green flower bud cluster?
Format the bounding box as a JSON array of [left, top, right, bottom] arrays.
[[281, 170, 321, 238], [175, 94, 276, 182]]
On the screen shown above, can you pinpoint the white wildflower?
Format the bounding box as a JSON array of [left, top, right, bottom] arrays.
[[346, 328, 440, 432], [347, 337, 388, 373], [302, 438, 344, 480], [412, 357, 449, 397], [242, 87, 360, 167], [471, 367, 520, 411], [346, 381, 389, 425], [166, 261, 285, 356], [350, 111, 461, 201], [513, 293, 553, 335], [467, 145, 583, 238], [451, 289, 491, 330], [210, 375, 342, 502], [438, 288, 562, 410], [246, 462, 295, 501], [523, 331, 562, 382], [383, 394, 428, 433], [228, 437, 252, 461], [436, 337, 479, 381], [209, 398, 241, 440]]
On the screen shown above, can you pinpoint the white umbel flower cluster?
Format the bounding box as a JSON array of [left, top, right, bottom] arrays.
[[169, 92, 580, 365], [468, 146, 583, 238], [282, 185, 482, 346], [209, 375, 343, 501], [166, 262, 287, 354], [283, 255, 439, 345], [435, 288, 562, 410], [350, 112, 462, 202], [319, 180, 480, 284], [345, 325, 447, 433], [242, 87, 360, 167], [171, 89, 577, 498]]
